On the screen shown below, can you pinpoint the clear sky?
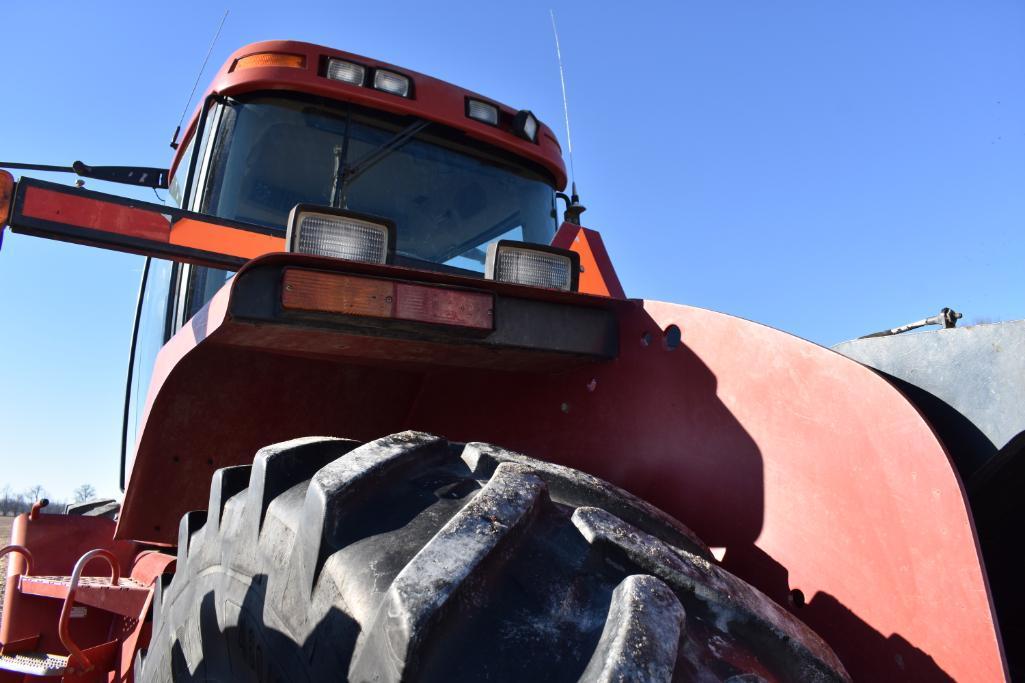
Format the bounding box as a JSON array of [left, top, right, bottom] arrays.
[[1, 1, 1022, 501]]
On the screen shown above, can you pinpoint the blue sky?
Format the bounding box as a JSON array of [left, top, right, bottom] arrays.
[[1, 1, 1022, 500]]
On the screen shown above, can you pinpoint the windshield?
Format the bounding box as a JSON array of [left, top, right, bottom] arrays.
[[199, 94, 558, 272]]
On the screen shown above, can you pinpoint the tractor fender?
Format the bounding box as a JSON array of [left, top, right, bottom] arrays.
[[118, 254, 1004, 681]]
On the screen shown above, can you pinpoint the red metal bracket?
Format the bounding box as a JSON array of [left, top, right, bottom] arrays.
[[551, 222, 626, 299]]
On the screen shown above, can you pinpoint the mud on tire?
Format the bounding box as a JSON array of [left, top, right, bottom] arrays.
[[136, 431, 848, 682]]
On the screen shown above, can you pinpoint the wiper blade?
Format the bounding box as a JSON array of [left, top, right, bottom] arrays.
[[332, 119, 430, 207]]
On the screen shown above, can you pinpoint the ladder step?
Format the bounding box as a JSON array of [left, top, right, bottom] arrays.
[[0, 651, 68, 677], [18, 575, 151, 617]]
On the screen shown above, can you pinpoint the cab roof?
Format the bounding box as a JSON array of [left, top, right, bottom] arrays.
[[170, 40, 567, 190]]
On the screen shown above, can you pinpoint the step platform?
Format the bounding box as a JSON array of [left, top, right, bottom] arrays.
[[0, 651, 68, 677], [18, 575, 150, 618]]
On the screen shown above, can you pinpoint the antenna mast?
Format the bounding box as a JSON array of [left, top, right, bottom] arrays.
[[549, 10, 586, 224], [170, 9, 229, 149]]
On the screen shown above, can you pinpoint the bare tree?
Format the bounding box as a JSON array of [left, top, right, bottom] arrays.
[[0, 488, 30, 516], [73, 484, 97, 503], [25, 485, 46, 504]]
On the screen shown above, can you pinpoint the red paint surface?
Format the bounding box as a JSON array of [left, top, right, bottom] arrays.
[[552, 222, 626, 298], [17, 186, 286, 264], [21, 186, 170, 242], [170, 40, 567, 189], [115, 255, 1004, 681]]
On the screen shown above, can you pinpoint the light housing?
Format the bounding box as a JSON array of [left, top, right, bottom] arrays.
[[512, 110, 539, 143], [325, 58, 366, 86], [231, 53, 305, 72], [373, 69, 412, 97], [0, 170, 13, 228], [281, 269, 494, 331], [485, 240, 580, 292], [286, 204, 395, 264], [466, 98, 499, 126]]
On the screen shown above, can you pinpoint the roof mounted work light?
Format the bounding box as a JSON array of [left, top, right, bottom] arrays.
[[373, 69, 411, 97], [326, 58, 366, 86], [512, 110, 539, 143], [466, 99, 499, 126], [485, 240, 580, 292], [286, 204, 395, 264]]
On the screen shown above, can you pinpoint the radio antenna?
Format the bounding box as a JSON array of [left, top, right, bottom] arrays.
[[170, 9, 229, 149], [549, 10, 586, 224]]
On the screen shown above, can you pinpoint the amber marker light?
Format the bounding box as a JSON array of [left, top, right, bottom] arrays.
[[231, 53, 306, 72]]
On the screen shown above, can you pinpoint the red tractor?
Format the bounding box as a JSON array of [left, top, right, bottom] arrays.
[[0, 40, 1014, 682]]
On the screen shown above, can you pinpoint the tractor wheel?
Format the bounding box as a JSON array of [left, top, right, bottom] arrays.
[[136, 432, 848, 682], [64, 498, 120, 519]]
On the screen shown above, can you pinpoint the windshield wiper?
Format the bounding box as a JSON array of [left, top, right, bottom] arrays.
[[0, 160, 169, 189], [331, 118, 431, 208]]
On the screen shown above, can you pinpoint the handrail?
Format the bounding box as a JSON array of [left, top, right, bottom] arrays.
[[28, 499, 49, 520], [57, 549, 121, 672], [0, 545, 33, 576]]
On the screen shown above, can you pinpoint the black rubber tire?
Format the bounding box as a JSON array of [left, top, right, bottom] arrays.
[[64, 498, 120, 519], [136, 432, 848, 682]]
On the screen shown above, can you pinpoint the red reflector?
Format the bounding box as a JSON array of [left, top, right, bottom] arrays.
[[281, 269, 494, 330]]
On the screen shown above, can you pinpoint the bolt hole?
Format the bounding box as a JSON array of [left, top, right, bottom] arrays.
[[172, 455, 180, 463], [640, 331, 653, 347], [206, 458, 214, 466], [789, 588, 806, 608], [663, 324, 682, 350]]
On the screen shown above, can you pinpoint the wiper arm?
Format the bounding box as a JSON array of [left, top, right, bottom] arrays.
[[0, 160, 169, 189], [332, 118, 430, 207]]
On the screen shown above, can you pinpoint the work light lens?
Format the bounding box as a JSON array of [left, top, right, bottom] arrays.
[[373, 69, 411, 97], [288, 209, 390, 264], [467, 99, 499, 125], [486, 242, 578, 291], [326, 59, 366, 86], [513, 110, 539, 142]]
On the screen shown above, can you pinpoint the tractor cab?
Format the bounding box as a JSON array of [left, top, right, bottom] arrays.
[[173, 93, 559, 273], [122, 41, 576, 480]]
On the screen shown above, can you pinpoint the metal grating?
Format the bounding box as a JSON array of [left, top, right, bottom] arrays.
[[24, 575, 146, 589], [0, 651, 69, 675]]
